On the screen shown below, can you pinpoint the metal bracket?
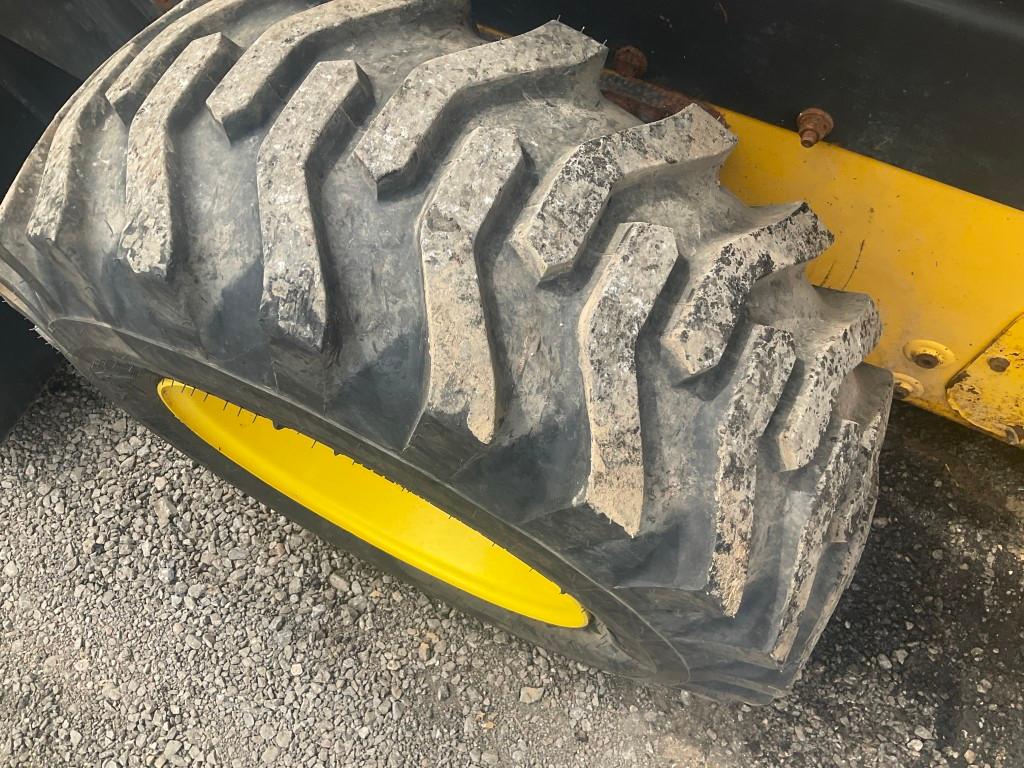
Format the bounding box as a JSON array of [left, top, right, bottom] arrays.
[[947, 314, 1024, 446]]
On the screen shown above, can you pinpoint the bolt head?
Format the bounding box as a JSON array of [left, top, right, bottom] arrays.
[[796, 108, 834, 148], [912, 352, 940, 369]]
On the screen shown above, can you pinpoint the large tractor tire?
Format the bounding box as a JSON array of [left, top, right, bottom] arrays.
[[0, 0, 892, 703]]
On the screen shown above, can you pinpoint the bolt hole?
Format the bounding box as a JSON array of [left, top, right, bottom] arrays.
[[988, 356, 1010, 373], [893, 383, 912, 400], [912, 352, 940, 369]]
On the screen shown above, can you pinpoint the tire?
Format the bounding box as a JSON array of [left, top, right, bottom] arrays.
[[0, 0, 892, 703]]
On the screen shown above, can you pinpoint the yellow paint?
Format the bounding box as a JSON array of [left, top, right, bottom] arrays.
[[718, 108, 1024, 426], [157, 379, 589, 628], [947, 315, 1024, 443]]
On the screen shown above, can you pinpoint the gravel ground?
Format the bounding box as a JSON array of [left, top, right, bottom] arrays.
[[1, 369, 1022, 767]]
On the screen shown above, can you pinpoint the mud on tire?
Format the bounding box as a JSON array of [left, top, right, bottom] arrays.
[[0, 0, 892, 703]]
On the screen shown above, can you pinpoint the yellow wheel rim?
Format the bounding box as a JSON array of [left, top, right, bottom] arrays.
[[157, 379, 588, 628]]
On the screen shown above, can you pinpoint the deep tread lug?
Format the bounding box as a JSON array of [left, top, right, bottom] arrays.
[[257, 59, 373, 354], [513, 105, 735, 281], [354, 21, 605, 194], [106, 0, 274, 124], [207, 0, 433, 140], [575, 222, 679, 536], [770, 419, 860, 661], [27, 44, 140, 253], [706, 324, 797, 616], [410, 126, 525, 447], [662, 202, 833, 379], [120, 33, 241, 280], [770, 291, 882, 470]]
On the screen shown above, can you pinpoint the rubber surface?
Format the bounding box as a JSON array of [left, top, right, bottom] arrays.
[[0, 0, 892, 703]]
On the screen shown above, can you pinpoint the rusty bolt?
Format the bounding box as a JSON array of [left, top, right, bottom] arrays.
[[988, 356, 1010, 373], [796, 108, 834, 148], [611, 46, 648, 79], [912, 352, 941, 369]]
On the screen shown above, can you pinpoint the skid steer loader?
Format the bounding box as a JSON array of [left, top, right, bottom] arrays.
[[0, 0, 1020, 703]]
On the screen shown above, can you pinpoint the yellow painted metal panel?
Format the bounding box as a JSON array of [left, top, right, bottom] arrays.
[[157, 379, 589, 628], [718, 108, 1024, 424]]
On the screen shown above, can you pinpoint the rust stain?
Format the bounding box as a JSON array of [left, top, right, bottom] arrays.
[[609, 45, 648, 78], [598, 70, 725, 125]]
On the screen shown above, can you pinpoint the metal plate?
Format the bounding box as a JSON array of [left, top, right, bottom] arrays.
[[947, 315, 1024, 446]]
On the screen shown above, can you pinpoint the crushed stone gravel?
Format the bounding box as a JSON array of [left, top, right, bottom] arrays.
[[1, 369, 1022, 766]]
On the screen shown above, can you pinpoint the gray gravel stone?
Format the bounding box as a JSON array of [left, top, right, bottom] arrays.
[[261, 744, 280, 763], [327, 572, 349, 593], [519, 686, 544, 705], [154, 496, 175, 527]]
